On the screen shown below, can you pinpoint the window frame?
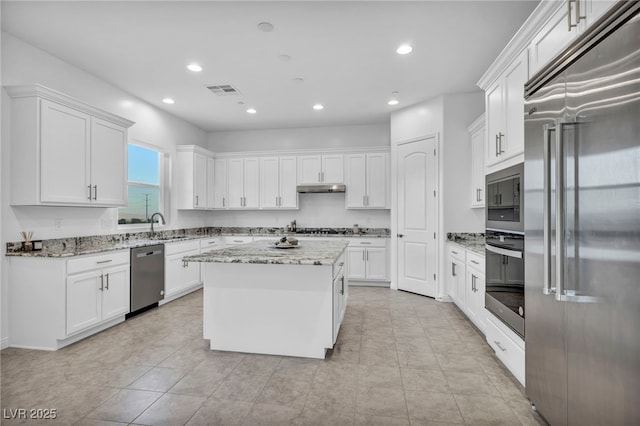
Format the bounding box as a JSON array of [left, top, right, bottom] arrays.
[[117, 140, 170, 231]]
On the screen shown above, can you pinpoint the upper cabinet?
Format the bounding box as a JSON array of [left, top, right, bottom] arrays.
[[176, 145, 214, 210], [345, 152, 389, 209], [468, 114, 485, 209], [485, 50, 528, 169], [227, 157, 259, 209], [298, 154, 344, 184], [259, 156, 298, 209], [7, 84, 134, 207], [212, 158, 228, 209]]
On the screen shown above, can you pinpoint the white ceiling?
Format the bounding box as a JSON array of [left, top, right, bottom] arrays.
[[1, 1, 539, 132]]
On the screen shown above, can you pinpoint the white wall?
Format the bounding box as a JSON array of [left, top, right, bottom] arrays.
[[208, 124, 391, 229], [209, 123, 389, 153], [1, 33, 209, 347]]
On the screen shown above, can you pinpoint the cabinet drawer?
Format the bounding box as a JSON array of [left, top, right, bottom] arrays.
[[447, 244, 466, 263], [165, 240, 201, 256], [223, 236, 253, 245], [485, 313, 525, 385], [348, 238, 386, 248], [67, 250, 129, 275], [200, 237, 224, 251], [466, 252, 485, 272]]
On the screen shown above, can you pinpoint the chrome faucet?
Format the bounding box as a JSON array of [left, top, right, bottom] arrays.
[[150, 212, 166, 234]]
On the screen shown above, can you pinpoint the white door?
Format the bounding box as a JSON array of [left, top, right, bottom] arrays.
[[260, 157, 279, 208], [227, 158, 244, 208], [321, 154, 344, 183], [101, 264, 130, 321], [345, 154, 366, 208], [243, 158, 260, 208], [66, 270, 102, 335], [213, 158, 227, 208], [366, 153, 388, 208], [366, 248, 388, 280], [397, 137, 438, 297], [279, 156, 298, 209], [40, 99, 91, 204], [90, 118, 127, 206]]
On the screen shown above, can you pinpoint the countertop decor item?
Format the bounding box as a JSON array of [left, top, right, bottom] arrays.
[[20, 231, 33, 252]]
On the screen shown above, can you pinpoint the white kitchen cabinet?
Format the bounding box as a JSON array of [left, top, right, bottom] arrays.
[[485, 51, 528, 170], [298, 154, 344, 184], [260, 156, 298, 209], [486, 311, 525, 386], [164, 240, 201, 301], [332, 252, 347, 344], [346, 238, 389, 284], [345, 152, 389, 209], [176, 146, 213, 210], [465, 252, 486, 333], [228, 157, 260, 209], [468, 115, 485, 208], [213, 158, 228, 209], [206, 157, 216, 209], [7, 85, 133, 207], [447, 246, 467, 308]]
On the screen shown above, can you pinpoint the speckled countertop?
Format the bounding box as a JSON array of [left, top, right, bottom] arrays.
[[447, 232, 485, 255], [185, 240, 348, 266], [6, 227, 387, 258]]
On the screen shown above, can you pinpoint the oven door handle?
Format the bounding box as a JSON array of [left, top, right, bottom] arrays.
[[485, 244, 522, 259]]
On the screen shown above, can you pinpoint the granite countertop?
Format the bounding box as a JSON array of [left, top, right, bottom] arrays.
[[447, 232, 485, 256], [185, 240, 349, 266]]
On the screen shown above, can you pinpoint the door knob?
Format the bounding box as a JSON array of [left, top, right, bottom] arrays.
[[397, 234, 404, 238]]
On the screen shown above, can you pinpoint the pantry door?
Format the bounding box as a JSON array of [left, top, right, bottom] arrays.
[[397, 137, 438, 297]]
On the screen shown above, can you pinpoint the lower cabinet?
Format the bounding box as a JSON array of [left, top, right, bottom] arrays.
[[333, 253, 347, 344], [446, 243, 486, 333], [164, 240, 202, 301], [485, 312, 525, 386], [346, 238, 389, 284]]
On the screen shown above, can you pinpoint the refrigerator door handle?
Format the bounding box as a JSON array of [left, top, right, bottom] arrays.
[[543, 123, 555, 295], [485, 244, 522, 259], [555, 121, 566, 302]]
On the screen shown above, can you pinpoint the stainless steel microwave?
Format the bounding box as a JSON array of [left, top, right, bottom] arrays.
[[486, 162, 523, 233]]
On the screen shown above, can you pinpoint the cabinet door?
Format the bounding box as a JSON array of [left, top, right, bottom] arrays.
[[485, 81, 503, 167], [213, 158, 228, 209], [260, 157, 279, 209], [279, 156, 298, 209], [333, 272, 345, 344], [346, 248, 366, 280], [467, 270, 486, 332], [447, 256, 458, 302], [345, 154, 366, 208], [40, 99, 91, 204], [67, 270, 102, 335], [298, 155, 322, 184], [101, 264, 130, 321], [365, 248, 388, 280], [321, 154, 344, 183], [181, 250, 201, 289], [453, 260, 467, 310], [366, 153, 388, 208], [529, 2, 579, 76], [165, 254, 183, 298], [206, 157, 215, 209], [227, 158, 244, 208], [583, 0, 616, 25], [243, 158, 260, 208], [502, 51, 527, 160], [470, 128, 485, 208], [193, 153, 208, 208], [90, 118, 127, 206]]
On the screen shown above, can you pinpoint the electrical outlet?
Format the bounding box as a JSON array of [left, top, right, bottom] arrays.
[[54, 218, 62, 229]]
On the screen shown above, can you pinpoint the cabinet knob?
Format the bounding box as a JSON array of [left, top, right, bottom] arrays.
[[397, 234, 404, 238]]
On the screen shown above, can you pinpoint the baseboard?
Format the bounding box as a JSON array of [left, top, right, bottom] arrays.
[[348, 281, 390, 288], [0, 336, 9, 350]]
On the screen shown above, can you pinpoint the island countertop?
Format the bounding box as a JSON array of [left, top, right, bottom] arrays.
[[185, 239, 348, 266]]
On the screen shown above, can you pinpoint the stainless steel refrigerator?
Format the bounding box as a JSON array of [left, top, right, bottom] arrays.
[[524, 2, 640, 425]]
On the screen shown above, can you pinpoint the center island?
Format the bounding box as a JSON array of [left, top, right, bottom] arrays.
[[184, 239, 348, 359]]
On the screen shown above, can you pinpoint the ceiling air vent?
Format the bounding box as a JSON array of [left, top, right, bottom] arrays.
[[206, 84, 241, 96]]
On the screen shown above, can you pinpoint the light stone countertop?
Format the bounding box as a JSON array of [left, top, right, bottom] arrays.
[[185, 239, 348, 266]]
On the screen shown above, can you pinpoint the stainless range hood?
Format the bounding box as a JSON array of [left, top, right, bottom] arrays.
[[296, 184, 346, 193]]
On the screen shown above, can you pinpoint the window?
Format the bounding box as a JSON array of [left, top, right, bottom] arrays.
[[118, 143, 163, 225]]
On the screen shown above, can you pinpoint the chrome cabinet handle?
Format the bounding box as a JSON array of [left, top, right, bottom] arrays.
[[340, 276, 344, 295], [567, 0, 584, 30], [222, 197, 226, 207], [452, 262, 457, 277], [195, 195, 199, 206], [363, 195, 366, 206], [182, 260, 188, 268], [498, 133, 505, 154], [366, 251, 369, 261], [470, 260, 479, 265], [495, 135, 500, 157], [105, 273, 109, 290], [494, 340, 507, 352], [99, 274, 104, 291], [93, 185, 98, 200], [397, 234, 404, 238], [360, 242, 371, 245], [451, 250, 458, 255], [88, 185, 92, 200], [362, 251, 365, 261], [339, 262, 344, 267], [318, 172, 321, 182], [96, 259, 112, 264]]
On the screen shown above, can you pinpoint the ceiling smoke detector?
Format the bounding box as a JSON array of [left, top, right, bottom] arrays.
[[206, 84, 241, 96]]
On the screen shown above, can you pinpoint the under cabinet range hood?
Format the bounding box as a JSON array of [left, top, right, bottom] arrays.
[[296, 184, 346, 193]]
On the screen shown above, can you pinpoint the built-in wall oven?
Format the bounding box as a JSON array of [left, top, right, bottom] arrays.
[[485, 163, 525, 338]]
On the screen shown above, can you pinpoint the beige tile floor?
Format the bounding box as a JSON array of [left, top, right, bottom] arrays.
[[1, 286, 546, 425]]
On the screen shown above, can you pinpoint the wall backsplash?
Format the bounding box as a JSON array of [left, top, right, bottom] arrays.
[[207, 193, 390, 229]]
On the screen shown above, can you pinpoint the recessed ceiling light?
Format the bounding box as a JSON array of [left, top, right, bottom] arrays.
[[187, 63, 203, 72], [313, 104, 324, 110], [246, 108, 257, 114], [387, 99, 399, 106], [396, 44, 413, 55], [257, 22, 274, 32], [162, 98, 175, 104]]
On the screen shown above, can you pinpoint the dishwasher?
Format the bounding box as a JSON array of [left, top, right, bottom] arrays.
[[129, 244, 165, 316]]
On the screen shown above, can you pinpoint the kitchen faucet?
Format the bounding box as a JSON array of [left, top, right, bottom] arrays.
[[150, 212, 166, 234]]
